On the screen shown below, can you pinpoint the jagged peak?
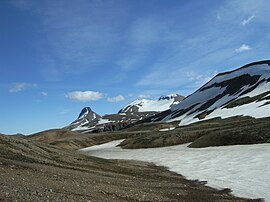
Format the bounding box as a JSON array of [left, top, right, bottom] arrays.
[[78, 107, 92, 119]]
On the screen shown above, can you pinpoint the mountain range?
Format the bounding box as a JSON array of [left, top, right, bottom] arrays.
[[66, 60, 270, 136], [65, 94, 184, 133], [3, 60, 269, 202]]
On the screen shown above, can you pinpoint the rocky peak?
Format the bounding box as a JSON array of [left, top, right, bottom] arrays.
[[77, 107, 101, 122], [78, 107, 92, 119]]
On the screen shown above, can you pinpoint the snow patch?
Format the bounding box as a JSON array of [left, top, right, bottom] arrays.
[[81, 141, 270, 201], [97, 118, 112, 125], [121, 94, 182, 113], [71, 125, 91, 131], [159, 127, 175, 132]]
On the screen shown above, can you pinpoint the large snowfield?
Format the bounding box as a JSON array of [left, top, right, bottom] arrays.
[[81, 140, 270, 201]]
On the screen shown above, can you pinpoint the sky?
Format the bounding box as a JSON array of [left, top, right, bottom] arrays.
[[1, 0, 270, 135]]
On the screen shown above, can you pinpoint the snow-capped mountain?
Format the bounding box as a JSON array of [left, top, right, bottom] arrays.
[[77, 107, 100, 120], [65, 94, 184, 133], [67, 107, 101, 131], [148, 60, 270, 125], [119, 94, 184, 113]]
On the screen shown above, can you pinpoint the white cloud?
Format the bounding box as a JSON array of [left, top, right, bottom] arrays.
[[9, 83, 37, 93], [59, 109, 69, 115], [41, 91, 48, 96], [107, 95, 125, 102], [241, 15, 255, 26], [66, 91, 103, 102], [138, 94, 150, 99], [234, 44, 252, 53]]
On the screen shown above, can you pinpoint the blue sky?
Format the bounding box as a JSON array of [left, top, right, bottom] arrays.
[[1, 0, 270, 135]]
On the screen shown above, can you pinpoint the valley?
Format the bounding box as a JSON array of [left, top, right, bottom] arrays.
[[2, 0, 270, 201], [1, 60, 270, 202]]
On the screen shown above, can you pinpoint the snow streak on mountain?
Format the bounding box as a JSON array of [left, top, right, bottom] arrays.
[[67, 107, 101, 131], [150, 60, 270, 125]]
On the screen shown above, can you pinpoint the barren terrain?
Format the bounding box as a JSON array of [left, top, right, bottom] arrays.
[[0, 134, 259, 201]]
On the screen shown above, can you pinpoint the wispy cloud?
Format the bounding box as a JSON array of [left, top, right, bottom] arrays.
[[136, 45, 231, 90], [41, 91, 48, 96], [11, 0, 129, 79], [138, 94, 151, 99], [9, 83, 37, 93], [234, 44, 252, 53], [107, 95, 125, 102], [186, 71, 213, 86], [117, 16, 182, 71], [10, 0, 270, 94], [126, 17, 168, 47], [136, 0, 270, 94], [241, 15, 255, 26], [66, 91, 103, 102]]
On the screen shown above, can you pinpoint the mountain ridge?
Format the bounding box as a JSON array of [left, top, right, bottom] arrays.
[[66, 60, 270, 134], [65, 94, 184, 133], [144, 60, 270, 126]]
